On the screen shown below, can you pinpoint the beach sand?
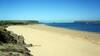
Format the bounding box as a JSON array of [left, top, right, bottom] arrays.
[[7, 24, 100, 56]]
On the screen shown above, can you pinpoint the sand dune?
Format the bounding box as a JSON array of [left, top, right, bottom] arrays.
[[7, 25, 100, 56]]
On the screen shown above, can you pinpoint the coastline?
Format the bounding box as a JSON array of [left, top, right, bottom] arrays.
[[7, 24, 100, 56], [27, 24, 100, 43]]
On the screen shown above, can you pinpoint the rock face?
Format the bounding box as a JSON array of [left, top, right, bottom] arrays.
[[0, 27, 33, 56]]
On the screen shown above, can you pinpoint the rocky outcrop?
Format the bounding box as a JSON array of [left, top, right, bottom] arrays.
[[0, 27, 33, 56]]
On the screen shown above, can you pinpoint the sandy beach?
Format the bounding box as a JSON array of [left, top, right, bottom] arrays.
[[7, 24, 100, 56]]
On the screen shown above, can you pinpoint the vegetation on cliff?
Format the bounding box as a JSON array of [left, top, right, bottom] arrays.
[[0, 26, 33, 56]]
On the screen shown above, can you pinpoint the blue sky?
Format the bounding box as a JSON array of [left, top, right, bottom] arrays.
[[0, 0, 100, 22]]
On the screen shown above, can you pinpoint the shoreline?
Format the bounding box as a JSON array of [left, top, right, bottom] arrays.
[[27, 24, 100, 44], [7, 24, 100, 56], [46, 24, 100, 33]]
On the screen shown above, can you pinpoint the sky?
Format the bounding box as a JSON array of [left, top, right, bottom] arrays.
[[0, 0, 100, 22]]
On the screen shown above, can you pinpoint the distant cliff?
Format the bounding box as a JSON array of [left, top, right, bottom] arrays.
[[0, 20, 39, 26], [74, 20, 100, 24]]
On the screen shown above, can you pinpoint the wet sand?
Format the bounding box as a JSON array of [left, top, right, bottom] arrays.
[[7, 24, 100, 56]]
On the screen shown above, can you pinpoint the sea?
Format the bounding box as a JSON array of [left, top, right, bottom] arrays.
[[46, 23, 100, 32]]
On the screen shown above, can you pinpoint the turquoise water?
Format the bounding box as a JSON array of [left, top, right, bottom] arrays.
[[47, 23, 100, 32]]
